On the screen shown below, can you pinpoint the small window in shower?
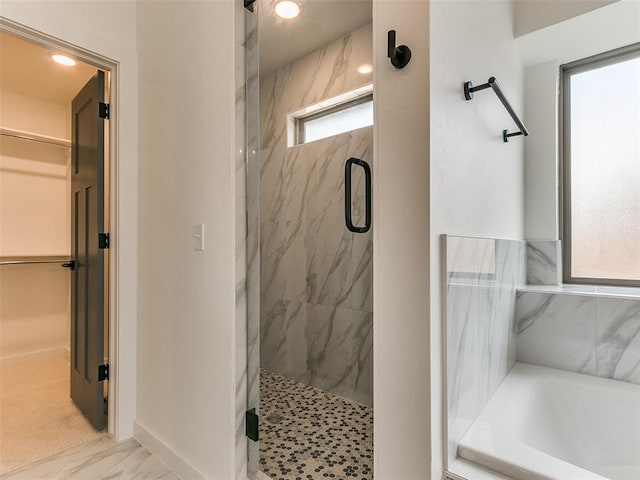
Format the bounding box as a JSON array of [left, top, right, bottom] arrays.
[[561, 43, 640, 286], [288, 85, 373, 146]]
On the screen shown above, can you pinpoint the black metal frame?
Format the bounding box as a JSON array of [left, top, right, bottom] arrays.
[[560, 43, 640, 287], [464, 77, 529, 142], [345, 157, 372, 233]]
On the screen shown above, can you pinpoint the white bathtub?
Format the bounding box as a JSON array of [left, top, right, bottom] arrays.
[[457, 363, 640, 480]]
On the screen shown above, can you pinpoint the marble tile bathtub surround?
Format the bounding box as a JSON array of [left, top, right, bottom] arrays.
[[516, 292, 640, 384], [516, 292, 597, 375], [596, 297, 640, 383], [447, 233, 640, 471], [526, 240, 562, 285], [445, 235, 525, 465]]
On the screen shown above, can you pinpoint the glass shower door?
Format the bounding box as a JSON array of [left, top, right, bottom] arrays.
[[245, 0, 374, 478]]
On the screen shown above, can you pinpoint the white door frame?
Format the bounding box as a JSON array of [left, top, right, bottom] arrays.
[[0, 18, 121, 437]]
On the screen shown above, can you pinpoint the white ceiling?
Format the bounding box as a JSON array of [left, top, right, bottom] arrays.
[[259, 0, 372, 75], [516, 0, 640, 67], [1, 2, 371, 100], [0, 31, 97, 105]]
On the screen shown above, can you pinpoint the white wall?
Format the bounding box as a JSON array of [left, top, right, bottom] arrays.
[[516, 0, 640, 68], [524, 61, 558, 240], [3, 3, 245, 476], [0, 0, 138, 439], [136, 1, 237, 478], [513, 0, 620, 37], [0, 263, 70, 363], [0, 90, 70, 139], [0, 91, 70, 256], [0, 91, 70, 362], [373, 0, 431, 477], [429, 0, 525, 476]]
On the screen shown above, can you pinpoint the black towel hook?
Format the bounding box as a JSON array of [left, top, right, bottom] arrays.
[[387, 30, 411, 69]]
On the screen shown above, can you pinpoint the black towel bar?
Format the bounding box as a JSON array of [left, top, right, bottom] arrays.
[[464, 77, 529, 143]]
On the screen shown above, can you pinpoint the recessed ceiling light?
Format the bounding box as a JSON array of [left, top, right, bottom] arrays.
[[51, 54, 76, 66], [357, 64, 373, 74], [274, 0, 300, 19]]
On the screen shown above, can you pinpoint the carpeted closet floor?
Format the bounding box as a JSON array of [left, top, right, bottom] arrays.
[[0, 356, 105, 474]]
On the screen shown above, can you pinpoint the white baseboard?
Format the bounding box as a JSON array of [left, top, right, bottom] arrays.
[[133, 420, 208, 480], [0, 346, 69, 367]]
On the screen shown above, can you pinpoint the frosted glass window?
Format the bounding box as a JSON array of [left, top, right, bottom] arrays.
[[564, 49, 640, 284], [299, 97, 373, 144]]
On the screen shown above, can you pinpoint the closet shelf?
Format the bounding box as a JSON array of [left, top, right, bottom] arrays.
[[0, 127, 71, 147]]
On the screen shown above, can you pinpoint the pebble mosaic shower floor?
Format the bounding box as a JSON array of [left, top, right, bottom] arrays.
[[259, 370, 373, 480]]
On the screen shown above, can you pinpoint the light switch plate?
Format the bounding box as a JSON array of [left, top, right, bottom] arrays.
[[194, 224, 205, 251]]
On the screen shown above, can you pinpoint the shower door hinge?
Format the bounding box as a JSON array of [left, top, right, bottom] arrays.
[[245, 408, 259, 442], [99, 102, 110, 119], [98, 364, 109, 381], [244, 0, 256, 12], [99, 233, 110, 249]]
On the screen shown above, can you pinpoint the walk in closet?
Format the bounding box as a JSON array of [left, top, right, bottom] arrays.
[[0, 31, 106, 474]]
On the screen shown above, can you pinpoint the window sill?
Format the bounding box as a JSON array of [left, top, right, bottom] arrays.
[[517, 284, 640, 300]]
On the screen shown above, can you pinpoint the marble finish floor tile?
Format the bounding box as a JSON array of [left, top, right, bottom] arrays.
[[1, 437, 180, 480], [259, 369, 372, 480]]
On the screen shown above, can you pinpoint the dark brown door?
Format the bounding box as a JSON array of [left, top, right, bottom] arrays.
[[70, 71, 106, 430]]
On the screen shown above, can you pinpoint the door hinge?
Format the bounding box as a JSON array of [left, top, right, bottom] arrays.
[[245, 408, 259, 441], [99, 233, 110, 249], [244, 0, 256, 12], [99, 102, 110, 119], [99, 364, 109, 381]]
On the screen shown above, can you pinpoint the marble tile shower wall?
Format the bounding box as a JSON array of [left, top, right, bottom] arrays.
[[516, 292, 640, 384], [445, 235, 526, 465], [259, 24, 374, 406]]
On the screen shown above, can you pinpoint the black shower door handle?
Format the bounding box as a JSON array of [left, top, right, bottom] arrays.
[[345, 157, 372, 233]]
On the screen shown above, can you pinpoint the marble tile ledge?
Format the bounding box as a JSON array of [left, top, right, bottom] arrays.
[[447, 458, 513, 480], [518, 284, 640, 300]]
